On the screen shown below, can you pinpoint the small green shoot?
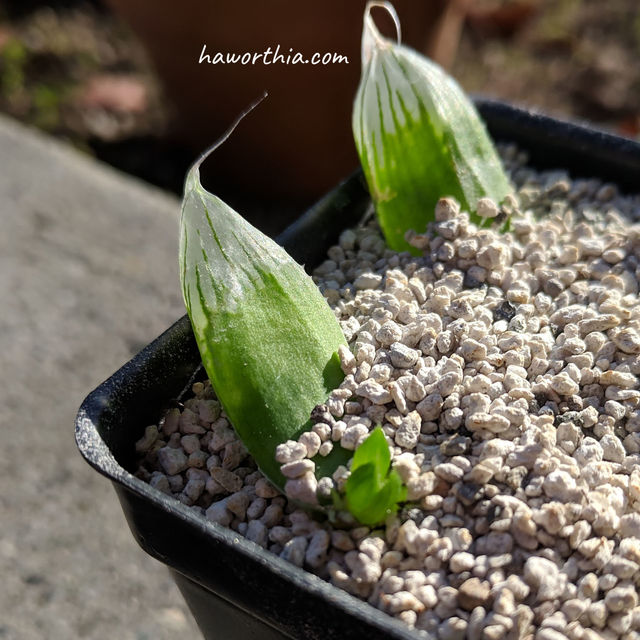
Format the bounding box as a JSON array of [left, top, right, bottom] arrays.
[[344, 427, 406, 526]]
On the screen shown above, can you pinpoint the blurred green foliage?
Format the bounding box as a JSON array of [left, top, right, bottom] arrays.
[[1, 38, 26, 98]]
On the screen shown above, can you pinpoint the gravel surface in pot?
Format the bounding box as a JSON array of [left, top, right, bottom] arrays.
[[136, 145, 640, 639]]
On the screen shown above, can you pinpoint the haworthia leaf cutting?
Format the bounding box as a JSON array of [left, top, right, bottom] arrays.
[[353, 0, 512, 253], [179, 113, 347, 489]]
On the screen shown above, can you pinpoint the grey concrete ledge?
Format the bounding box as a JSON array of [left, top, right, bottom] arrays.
[[0, 115, 201, 639]]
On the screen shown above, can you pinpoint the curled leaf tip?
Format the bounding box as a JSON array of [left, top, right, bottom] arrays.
[[362, 1, 401, 65]]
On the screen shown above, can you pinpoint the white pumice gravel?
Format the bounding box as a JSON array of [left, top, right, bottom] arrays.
[[137, 146, 640, 639]]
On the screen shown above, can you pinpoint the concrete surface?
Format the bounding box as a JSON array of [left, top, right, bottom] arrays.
[[0, 114, 203, 638]]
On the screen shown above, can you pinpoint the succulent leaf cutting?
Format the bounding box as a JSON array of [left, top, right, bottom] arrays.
[[352, 0, 512, 253], [179, 133, 347, 488]]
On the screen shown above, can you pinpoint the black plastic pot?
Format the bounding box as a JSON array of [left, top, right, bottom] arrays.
[[76, 101, 640, 640]]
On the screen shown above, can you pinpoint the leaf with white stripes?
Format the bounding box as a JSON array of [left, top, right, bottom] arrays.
[[353, 1, 512, 253], [179, 149, 347, 489]]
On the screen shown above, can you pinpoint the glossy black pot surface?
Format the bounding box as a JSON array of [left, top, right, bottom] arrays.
[[76, 100, 640, 640]]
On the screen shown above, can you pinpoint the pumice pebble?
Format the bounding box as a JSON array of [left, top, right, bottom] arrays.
[[137, 148, 640, 638]]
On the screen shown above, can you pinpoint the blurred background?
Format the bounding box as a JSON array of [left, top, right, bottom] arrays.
[[1, 0, 639, 234]]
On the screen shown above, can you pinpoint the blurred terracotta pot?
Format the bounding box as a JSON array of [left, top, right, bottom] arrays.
[[106, 0, 447, 206]]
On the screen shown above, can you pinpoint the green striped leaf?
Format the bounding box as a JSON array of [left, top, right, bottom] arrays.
[[179, 161, 347, 488], [353, 1, 512, 253]]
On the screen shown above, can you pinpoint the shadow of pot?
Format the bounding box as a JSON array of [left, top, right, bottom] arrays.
[[76, 101, 640, 639]]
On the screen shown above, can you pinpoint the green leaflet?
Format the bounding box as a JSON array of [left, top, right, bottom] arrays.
[[353, 1, 512, 253], [179, 153, 347, 489], [344, 427, 406, 526]]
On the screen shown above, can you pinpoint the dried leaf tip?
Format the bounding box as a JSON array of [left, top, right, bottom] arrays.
[[361, 1, 401, 65], [184, 91, 268, 195]]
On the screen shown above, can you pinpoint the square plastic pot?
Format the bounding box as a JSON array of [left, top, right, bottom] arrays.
[[76, 100, 640, 640]]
